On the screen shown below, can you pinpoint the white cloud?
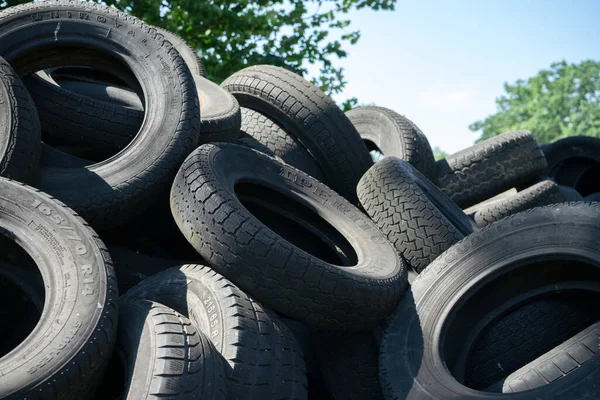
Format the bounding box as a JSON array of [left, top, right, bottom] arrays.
[[417, 89, 480, 112]]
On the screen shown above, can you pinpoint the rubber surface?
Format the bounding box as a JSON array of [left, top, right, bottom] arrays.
[[0, 178, 117, 399], [222, 65, 372, 203], [436, 130, 547, 208], [358, 157, 473, 273], [467, 179, 565, 227], [124, 264, 308, 400], [170, 143, 407, 331], [0, 56, 41, 183], [116, 299, 226, 399], [379, 203, 600, 399], [346, 106, 436, 181], [0, 1, 201, 230], [237, 107, 328, 183]]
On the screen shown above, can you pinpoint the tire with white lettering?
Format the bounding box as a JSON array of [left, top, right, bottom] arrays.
[[170, 143, 407, 331], [0, 178, 118, 399], [0, 55, 41, 183], [124, 264, 308, 400], [0, 1, 201, 230]]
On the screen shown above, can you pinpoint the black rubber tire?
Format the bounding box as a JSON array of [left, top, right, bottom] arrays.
[[170, 143, 407, 331], [221, 65, 372, 204], [107, 245, 181, 294], [357, 157, 475, 273], [487, 321, 600, 393], [466, 179, 565, 227], [463, 283, 600, 390], [544, 136, 600, 197], [312, 331, 383, 400], [584, 192, 600, 202], [154, 26, 206, 78], [124, 264, 308, 400], [40, 143, 93, 168], [0, 56, 41, 183], [436, 130, 547, 208], [379, 203, 600, 400], [24, 69, 145, 157], [0, 1, 201, 231], [116, 299, 226, 399], [559, 185, 583, 201], [346, 106, 436, 181], [196, 75, 241, 143], [237, 107, 328, 183], [0, 178, 117, 399]]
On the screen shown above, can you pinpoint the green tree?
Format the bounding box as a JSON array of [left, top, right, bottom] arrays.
[[470, 60, 600, 144], [0, 0, 395, 99]]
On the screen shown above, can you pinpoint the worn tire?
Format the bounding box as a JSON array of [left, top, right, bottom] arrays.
[[0, 178, 117, 399], [237, 107, 328, 183], [346, 106, 436, 181], [221, 65, 372, 203], [466, 179, 565, 227], [312, 331, 383, 400], [487, 321, 600, 393], [0, 56, 41, 183], [380, 203, 600, 399], [155, 26, 206, 77], [0, 1, 201, 230], [115, 299, 226, 399], [436, 131, 547, 208], [24, 69, 144, 157], [544, 136, 600, 197], [171, 143, 406, 331], [357, 157, 475, 273], [124, 264, 308, 400]]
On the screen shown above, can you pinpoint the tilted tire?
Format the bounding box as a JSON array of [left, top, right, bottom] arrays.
[[170, 143, 407, 331], [124, 264, 308, 400], [154, 26, 207, 78], [465, 179, 565, 227], [0, 1, 201, 230], [358, 157, 475, 273], [24, 69, 144, 157], [113, 299, 226, 399], [544, 136, 600, 197], [436, 130, 547, 208], [380, 203, 600, 399], [0, 178, 117, 399], [221, 65, 372, 203], [487, 321, 600, 393], [237, 107, 328, 183], [0, 55, 41, 183], [346, 106, 436, 181]]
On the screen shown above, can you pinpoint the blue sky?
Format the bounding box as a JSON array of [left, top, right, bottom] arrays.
[[324, 0, 600, 154]]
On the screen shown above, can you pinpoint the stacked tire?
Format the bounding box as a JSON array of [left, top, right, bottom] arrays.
[[0, 2, 598, 399]]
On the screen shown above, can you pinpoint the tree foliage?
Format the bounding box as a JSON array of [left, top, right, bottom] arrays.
[[0, 0, 396, 98], [470, 60, 600, 144]]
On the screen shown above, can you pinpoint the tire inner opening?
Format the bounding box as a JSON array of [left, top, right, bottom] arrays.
[[235, 182, 359, 267], [575, 163, 600, 197], [364, 139, 385, 162], [441, 259, 600, 392], [0, 234, 45, 359], [32, 54, 144, 164]]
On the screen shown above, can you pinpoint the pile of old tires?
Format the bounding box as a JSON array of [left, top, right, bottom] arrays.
[[0, 2, 599, 399]]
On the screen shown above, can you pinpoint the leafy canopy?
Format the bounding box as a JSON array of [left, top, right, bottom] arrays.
[[470, 60, 600, 144], [0, 0, 395, 101]]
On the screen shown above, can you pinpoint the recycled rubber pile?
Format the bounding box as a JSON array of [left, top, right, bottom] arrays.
[[1, 2, 600, 399]]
